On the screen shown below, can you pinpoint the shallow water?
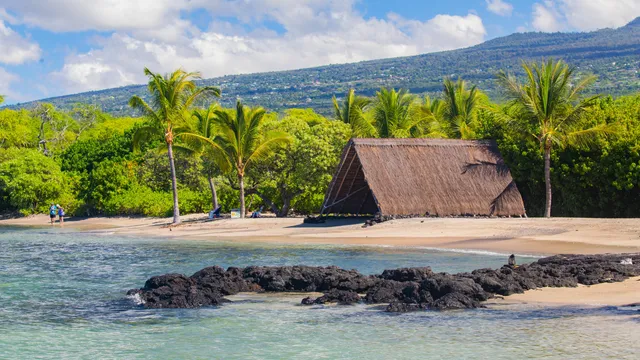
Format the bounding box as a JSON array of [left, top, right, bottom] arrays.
[[0, 227, 638, 359]]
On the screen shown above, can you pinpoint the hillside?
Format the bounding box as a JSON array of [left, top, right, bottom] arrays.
[[10, 17, 640, 116]]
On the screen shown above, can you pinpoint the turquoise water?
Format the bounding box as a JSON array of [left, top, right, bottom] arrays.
[[1, 227, 638, 359]]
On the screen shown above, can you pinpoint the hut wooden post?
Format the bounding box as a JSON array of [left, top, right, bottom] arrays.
[[320, 141, 353, 216]]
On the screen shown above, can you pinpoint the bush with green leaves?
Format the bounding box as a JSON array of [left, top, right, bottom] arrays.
[[248, 109, 351, 216], [0, 148, 78, 214]]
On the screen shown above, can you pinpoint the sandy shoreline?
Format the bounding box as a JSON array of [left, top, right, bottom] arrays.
[[3, 214, 640, 255], [2, 214, 640, 307]]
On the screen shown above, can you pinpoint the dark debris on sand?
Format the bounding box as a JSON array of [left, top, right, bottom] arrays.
[[126, 253, 640, 312]]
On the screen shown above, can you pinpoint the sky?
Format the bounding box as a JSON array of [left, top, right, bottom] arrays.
[[0, 0, 639, 104]]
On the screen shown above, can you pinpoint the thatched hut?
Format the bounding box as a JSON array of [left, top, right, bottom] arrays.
[[320, 138, 526, 217]]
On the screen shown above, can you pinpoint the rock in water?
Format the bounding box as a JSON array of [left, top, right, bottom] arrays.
[[128, 273, 228, 308], [301, 289, 361, 305], [128, 253, 640, 311]]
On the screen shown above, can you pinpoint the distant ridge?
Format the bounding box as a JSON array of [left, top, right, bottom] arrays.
[[10, 17, 640, 116]]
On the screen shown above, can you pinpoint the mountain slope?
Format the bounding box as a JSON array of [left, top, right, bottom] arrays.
[[12, 18, 640, 116]]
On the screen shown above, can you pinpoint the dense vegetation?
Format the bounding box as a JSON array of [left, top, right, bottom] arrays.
[[7, 18, 640, 117], [1, 58, 639, 219]]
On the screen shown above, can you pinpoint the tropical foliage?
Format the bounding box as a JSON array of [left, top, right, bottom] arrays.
[[497, 59, 613, 217], [128, 67, 220, 224], [1, 60, 639, 219]]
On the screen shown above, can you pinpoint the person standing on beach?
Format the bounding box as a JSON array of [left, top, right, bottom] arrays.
[[49, 204, 57, 224], [57, 205, 65, 225]]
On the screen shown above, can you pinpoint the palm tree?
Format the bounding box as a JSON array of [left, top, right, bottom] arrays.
[[129, 67, 220, 224], [372, 88, 420, 138], [202, 100, 291, 218], [497, 59, 611, 217], [415, 96, 448, 138], [175, 104, 227, 211], [333, 89, 374, 137], [0, 95, 4, 104], [441, 77, 481, 139]]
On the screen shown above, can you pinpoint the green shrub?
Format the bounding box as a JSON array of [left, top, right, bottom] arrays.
[[0, 148, 77, 214]]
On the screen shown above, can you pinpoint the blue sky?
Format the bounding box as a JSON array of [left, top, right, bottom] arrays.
[[0, 0, 639, 104]]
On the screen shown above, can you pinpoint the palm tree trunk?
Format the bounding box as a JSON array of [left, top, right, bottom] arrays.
[[167, 142, 181, 224], [544, 144, 552, 218], [238, 173, 245, 219], [208, 176, 219, 210]]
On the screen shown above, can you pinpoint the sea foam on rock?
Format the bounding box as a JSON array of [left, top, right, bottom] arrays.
[[127, 253, 640, 311]]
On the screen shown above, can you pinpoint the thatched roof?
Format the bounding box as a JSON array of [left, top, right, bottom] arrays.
[[320, 138, 526, 217]]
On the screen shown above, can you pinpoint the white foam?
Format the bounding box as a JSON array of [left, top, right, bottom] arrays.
[[127, 292, 145, 305], [344, 243, 544, 258], [410, 246, 544, 258]]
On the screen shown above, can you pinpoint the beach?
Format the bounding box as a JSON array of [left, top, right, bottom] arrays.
[[3, 215, 640, 308], [3, 214, 640, 255]]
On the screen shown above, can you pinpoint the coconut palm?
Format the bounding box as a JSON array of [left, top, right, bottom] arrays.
[[441, 77, 481, 139], [332, 89, 374, 137], [204, 100, 291, 218], [497, 59, 611, 217], [175, 104, 227, 211], [414, 95, 448, 138], [129, 67, 220, 224], [372, 88, 421, 138]]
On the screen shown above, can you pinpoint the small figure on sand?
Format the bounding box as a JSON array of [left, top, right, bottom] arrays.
[[49, 203, 57, 225], [250, 206, 263, 218], [57, 205, 65, 225], [508, 254, 516, 267]]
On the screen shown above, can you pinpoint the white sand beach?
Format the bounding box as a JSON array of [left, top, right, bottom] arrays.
[[3, 214, 640, 307]]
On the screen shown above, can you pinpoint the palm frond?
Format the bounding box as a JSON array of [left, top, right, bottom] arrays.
[[243, 131, 292, 170], [565, 123, 617, 148], [175, 132, 233, 172], [132, 125, 162, 152]]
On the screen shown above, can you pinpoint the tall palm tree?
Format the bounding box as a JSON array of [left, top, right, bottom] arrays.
[[193, 100, 290, 218], [175, 104, 226, 210], [0, 95, 4, 104], [129, 67, 220, 224], [497, 59, 611, 217], [372, 88, 419, 138], [441, 77, 480, 139], [333, 89, 374, 137]]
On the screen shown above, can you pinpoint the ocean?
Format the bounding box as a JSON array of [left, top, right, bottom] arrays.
[[0, 227, 638, 359]]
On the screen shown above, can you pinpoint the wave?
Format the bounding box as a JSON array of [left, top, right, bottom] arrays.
[[352, 243, 544, 258], [126, 292, 145, 306]]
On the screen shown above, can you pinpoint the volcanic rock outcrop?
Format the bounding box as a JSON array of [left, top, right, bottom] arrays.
[[127, 253, 640, 311]]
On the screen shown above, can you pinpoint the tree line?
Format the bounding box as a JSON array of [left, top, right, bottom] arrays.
[[1, 59, 638, 220]]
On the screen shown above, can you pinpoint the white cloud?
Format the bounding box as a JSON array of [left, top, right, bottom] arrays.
[[0, 67, 19, 100], [532, 1, 564, 32], [0, 20, 41, 64], [50, 4, 487, 93], [560, 0, 640, 30], [486, 0, 514, 17], [0, 0, 191, 32]]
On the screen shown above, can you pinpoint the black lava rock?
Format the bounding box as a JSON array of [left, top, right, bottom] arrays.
[[301, 289, 361, 305], [128, 253, 640, 311]]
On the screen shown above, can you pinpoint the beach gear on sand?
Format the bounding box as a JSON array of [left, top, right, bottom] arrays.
[[250, 206, 263, 218], [209, 206, 221, 219]]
